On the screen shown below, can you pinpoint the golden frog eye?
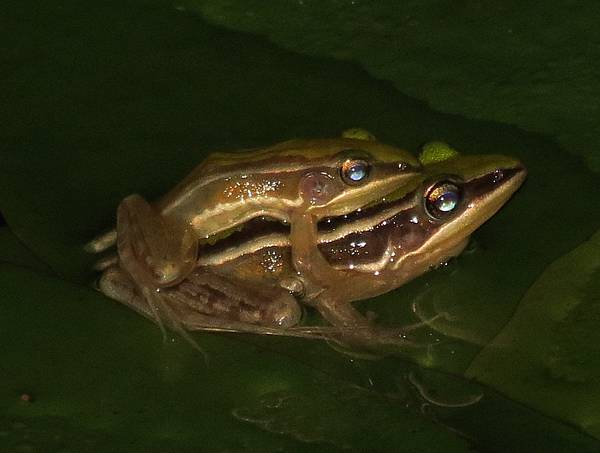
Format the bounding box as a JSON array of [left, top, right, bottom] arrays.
[[425, 181, 462, 220], [340, 158, 370, 185]]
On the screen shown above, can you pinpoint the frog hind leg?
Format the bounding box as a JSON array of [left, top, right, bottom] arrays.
[[84, 229, 117, 253], [97, 265, 208, 358], [114, 194, 201, 350], [98, 266, 371, 342], [169, 276, 389, 342], [97, 265, 306, 342], [116, 194, 198, 288], [97, 266, 435, 355], [97, 265, 154, 320], [163, 268, 303, 330]]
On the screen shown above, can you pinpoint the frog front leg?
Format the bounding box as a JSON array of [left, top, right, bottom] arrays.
[[307, 274, 414, 346], [290, 219, 371, 331], [113, 194, 199, 342], [289, 172, 370, 328], [116, 194, 198, 289], [289, 192, 421, 347]]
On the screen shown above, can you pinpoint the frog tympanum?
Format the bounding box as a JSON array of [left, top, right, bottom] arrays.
[[86, 133, 526, 350]]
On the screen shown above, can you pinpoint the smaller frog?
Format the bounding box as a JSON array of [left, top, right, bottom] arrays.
[[289, 142, 526, 344]]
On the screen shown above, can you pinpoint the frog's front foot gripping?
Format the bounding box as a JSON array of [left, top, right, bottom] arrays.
[[113, 195, 203, 349], [289, 213, 340, 294], [116, 194, 197, 289], [308, 291, 425, 350], [283, 259, 437, 352], [289, 171, 349, 297]]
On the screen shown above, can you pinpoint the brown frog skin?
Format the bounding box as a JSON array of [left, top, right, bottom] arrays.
[[86, 137, 419, 283], [86, 134, 420, 342], [91, 140, 526, 348]]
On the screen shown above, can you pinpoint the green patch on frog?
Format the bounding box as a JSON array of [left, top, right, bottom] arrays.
[[419, 141, 459, 166]]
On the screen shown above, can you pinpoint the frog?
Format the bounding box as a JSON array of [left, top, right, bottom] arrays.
[[88, 136, 526, 349], [86, 132, 422, 342]]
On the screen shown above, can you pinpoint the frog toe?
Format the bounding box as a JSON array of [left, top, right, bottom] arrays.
[[117, 194, 197, 288], [267, 295, 302, 327]]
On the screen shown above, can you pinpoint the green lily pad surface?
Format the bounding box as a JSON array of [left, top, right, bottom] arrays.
[[2, 0, 600, 451], [467, 229, 600, 438], [189, 0, 600, 172]]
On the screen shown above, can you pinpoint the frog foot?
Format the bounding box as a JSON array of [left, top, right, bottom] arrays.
[[117, 194, 197, 288], [411, 300, 458, 324], [308, 308, 447, 355], [306, 325, 426, 359], [97, 265, 208, 360]]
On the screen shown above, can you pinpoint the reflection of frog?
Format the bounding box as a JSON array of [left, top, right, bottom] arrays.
[[87, 135, 526, 348]]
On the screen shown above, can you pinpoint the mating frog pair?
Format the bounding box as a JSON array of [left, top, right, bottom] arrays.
[[86, 131, 526, 348]]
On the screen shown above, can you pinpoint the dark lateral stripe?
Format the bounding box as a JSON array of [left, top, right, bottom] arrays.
[[198, 217, 290, 258], [198, 165, 523, 266]]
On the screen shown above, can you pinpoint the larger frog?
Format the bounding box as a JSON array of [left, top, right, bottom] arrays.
[[87, 133, 420, 341], [88, 136, 526, 348]]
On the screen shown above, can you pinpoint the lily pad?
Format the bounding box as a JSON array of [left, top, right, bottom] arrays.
[[0, 227, 50, 273], [1, 262, 481, 452], [2, 0, 600, 450], [467, 228, 600, 438]]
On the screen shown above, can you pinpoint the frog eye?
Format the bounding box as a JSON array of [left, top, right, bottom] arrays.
[[425, 181, 463, 220], [340, 158, 371, 185]]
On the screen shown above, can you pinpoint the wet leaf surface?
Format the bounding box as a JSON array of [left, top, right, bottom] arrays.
[[467, 229, 600, 438], [2, 0, 600, 450]]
